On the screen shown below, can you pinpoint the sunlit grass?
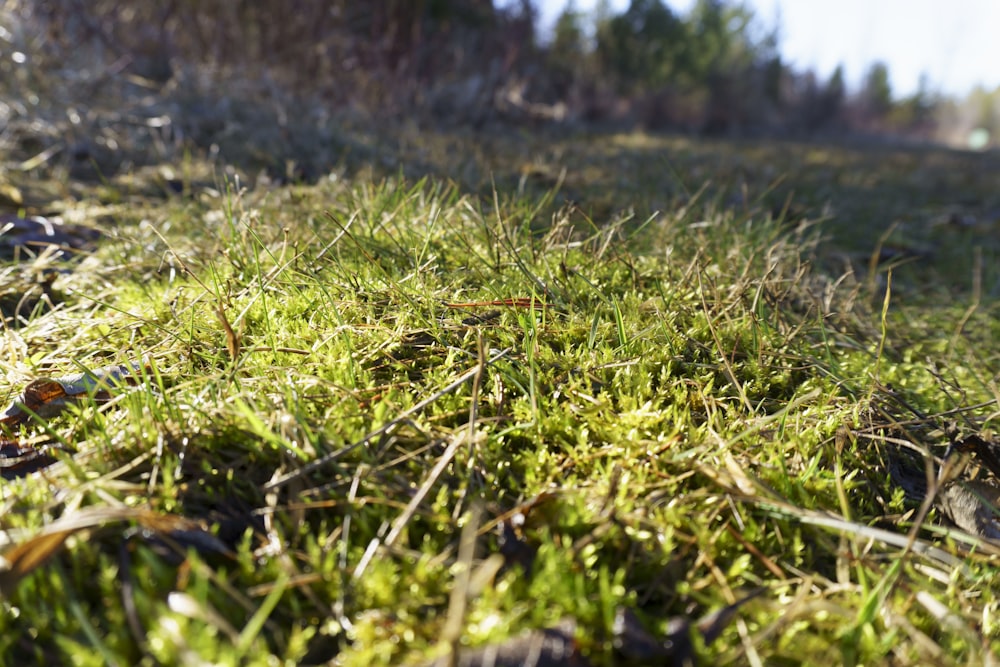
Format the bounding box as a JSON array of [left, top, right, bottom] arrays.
[[0, 136, 998, 666]]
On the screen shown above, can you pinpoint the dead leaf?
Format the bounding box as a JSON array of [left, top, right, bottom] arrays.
[[423, 619, 588, 667], [0, 506, 221, 596], [612, 589, 766, 666], [216, 305, 241, 361], [0, 439, 58, 479], [0, 529, 76, 592], [937, 479, 1000, 542], [0, 361, 149, 428], [0, 214, 100, 260]]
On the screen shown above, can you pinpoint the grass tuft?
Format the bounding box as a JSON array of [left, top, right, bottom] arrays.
[[0, 136, 998, 666]]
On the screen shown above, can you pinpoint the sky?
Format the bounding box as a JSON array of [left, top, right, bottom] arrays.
[[534, 0, 1000, 99]]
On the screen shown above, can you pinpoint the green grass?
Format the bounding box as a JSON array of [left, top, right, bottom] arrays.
[[1, 132, 999, 666]]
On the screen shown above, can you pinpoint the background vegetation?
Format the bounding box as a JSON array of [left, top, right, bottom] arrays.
[[1, 1, 999, 665], [4, 0, 999, 186]]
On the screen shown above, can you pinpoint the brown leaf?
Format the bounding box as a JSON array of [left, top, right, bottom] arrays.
[[0, 361, 148, 428], [0, 506, 203, 596], [0, 529, 76, 592], [216, 305, 241, 361]]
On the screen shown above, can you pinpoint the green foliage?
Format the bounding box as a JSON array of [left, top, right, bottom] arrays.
[[593, 0, 765, 92], [596, 0, 689, 88], [0, 127, 999, 666], [863, 61, 894, 116], [548, 1, 588, 83], [686, 0, 757, 79]]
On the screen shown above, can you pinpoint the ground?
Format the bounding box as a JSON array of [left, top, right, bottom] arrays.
[[0, 125, 999, 666]]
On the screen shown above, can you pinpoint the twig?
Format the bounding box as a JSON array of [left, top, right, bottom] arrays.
[[351, 346, 492, 580], [263, 347, 510, 491]]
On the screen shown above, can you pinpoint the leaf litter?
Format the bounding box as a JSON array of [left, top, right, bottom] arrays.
[[0, 361, 151, 478]]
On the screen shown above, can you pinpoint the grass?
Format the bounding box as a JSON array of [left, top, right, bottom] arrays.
[[0, 130, 999, 666]]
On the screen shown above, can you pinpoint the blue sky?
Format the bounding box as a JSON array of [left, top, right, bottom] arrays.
[[534, 0, 1000, 99]]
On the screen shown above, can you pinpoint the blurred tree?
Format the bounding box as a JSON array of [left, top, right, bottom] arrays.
[[686, 0, 757, 79], [760, 54, 784, 106], [689, 0, 773, 133], [594, 0, 688, 91], [890, 72, 936, 133], [861, 61, 893, 117], [827, 65, 846, 105], [963, 85, 999, 143], [792, 65, 845, 132], [757, 12, 784, 110], [819, 65, 846, 127], [548, 1, 587, 83]]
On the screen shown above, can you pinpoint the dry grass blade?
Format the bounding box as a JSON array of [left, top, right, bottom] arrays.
[[355, 432, 483, 579], [767, 501, 980, 571], [266, 347, 510, 491], [216, 303, 242, 361], [0, 506, 204, 595], [0, 529, 76, 595], [353, 341, 491, 581], [696, 270, 754, 415], [441, 505, 483, 667]]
